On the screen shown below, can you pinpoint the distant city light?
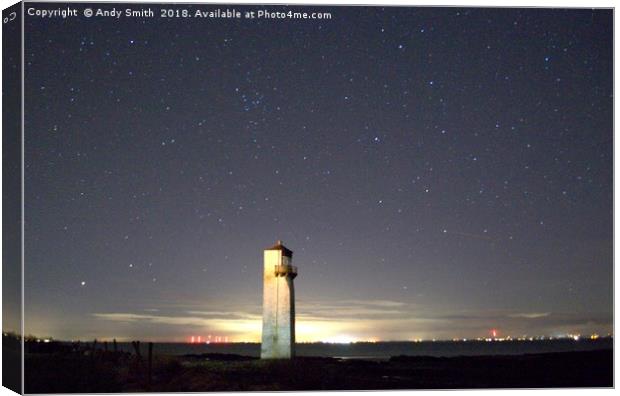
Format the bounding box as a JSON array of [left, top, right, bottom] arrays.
[[178, 332, 613, 344], [189, 334, 229, 344]]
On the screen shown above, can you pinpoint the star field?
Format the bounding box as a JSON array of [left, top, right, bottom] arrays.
[[22, 5, 612, 341]]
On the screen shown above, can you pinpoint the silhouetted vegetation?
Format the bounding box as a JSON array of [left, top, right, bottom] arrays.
[[22, 338, 613, 392]]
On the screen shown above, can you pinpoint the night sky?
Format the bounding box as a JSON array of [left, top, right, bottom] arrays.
[[22, 3, 612, 342]]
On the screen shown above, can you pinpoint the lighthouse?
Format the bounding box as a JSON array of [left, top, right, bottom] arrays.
[[261, 240, 297, 359]]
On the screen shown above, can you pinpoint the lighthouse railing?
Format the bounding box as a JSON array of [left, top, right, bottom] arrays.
[[274, 265, 297, 277]]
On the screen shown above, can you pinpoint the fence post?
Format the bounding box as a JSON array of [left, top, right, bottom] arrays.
[[147, 342, 153, 390], [132, 340, 142, 360]]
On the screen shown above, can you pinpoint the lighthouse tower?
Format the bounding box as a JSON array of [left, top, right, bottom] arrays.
[[261, 240, 297, 359]]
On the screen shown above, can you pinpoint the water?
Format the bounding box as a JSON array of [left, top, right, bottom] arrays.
[[107, 338, 612, 359]]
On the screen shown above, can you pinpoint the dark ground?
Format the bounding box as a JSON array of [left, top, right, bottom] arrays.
[[23, 345, 613, 393]]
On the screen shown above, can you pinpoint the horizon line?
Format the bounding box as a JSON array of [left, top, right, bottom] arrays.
[[7, 332, 614, 344]]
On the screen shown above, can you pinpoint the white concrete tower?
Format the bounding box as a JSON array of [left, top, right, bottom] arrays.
[[261, 240, 297, 359]]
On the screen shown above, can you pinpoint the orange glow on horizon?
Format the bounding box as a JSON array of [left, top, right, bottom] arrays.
[[93, 313, 600, 343], [181, 318, 387, 343]]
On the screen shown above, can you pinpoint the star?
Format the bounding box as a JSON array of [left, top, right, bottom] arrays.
[[21, 6, 612, 344]]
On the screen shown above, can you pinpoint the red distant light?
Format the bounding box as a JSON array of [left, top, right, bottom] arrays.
[[190, 336, 195, 344], [491, 329, 498, 338]]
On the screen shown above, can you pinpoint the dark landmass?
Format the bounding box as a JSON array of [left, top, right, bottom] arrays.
[[22, 340, 612, 393]]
